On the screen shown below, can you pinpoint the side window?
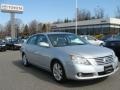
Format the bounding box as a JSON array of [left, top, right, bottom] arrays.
[[27, 35, 37, 45], [36, 35, 49, 46]]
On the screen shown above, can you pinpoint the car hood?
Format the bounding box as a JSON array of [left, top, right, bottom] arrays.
[[57, 45, 113, 58]]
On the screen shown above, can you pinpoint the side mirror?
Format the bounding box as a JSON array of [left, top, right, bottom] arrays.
[[39, 42, 50, 47]]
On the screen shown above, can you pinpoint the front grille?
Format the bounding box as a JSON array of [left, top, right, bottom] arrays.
[[98, 69, 114, 75], [95, 55, 113, 65]]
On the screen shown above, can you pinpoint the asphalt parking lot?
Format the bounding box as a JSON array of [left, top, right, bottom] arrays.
[[0, 51, 120, 90]]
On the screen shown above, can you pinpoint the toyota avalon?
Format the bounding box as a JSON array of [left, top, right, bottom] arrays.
[[20, 32, 119, 82]]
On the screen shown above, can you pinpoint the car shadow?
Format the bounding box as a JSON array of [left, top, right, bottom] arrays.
[[12, 60, 108, 88]]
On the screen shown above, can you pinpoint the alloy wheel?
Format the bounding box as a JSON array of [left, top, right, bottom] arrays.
[[52, 62, 65, 82], [22, 55, 29, 66]]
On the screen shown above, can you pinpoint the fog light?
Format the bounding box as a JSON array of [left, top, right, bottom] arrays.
[[77, 73, 82, 77], [77, 72, 94, 77]]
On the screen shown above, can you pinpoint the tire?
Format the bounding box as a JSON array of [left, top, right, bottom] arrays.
[[11, 46, 14, 50], [100, 43, 103, 46], [3, 47, 6, 51], [22, 54, 29, 66], [51, 61, 66, 82]]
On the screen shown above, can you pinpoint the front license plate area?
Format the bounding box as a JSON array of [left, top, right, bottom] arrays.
[[104, 65, 114, 74]]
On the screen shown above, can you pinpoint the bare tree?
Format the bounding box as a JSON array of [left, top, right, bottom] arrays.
[[42, 24, 47, 32], [29, 20, 38, 35], [76, 8, 91, 21], [4, 21, 11, 36], [0, 24, 5, 38], [41, 23, 51, 32], [14, 18, 23, 38], [0, 24, 4, 31], [115, 6, 120, 18], [46, 23, 51, 32], [94, 7, 105, 19], [3, 18, 23, 37], [22, 24, 29, 37], [37, 23, 43, 33]]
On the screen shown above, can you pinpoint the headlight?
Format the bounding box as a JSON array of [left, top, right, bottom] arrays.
[[70, 55, 91, 65], [112, 52, 118, 63], [112, 51, 117, 59], [112, 52, 116, 56]]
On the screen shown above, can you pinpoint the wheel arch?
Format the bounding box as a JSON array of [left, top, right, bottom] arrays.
[[50, 58, 64, 71], [50, 58, 67, 81]]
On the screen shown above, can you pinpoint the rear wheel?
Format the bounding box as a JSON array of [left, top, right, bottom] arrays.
[[52, 61, 66, 82], [22, 54, 29, 66]]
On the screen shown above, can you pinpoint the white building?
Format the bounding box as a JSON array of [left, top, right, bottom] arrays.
[[51, 18, 120, 35]]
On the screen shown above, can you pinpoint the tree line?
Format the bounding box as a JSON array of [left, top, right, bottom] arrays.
[[54, 6, 120, 23], [0, 20, 51, 38]]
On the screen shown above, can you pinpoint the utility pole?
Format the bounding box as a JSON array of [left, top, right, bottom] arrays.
[[11, 13, 16, 39], [75, 0, 78, 35]]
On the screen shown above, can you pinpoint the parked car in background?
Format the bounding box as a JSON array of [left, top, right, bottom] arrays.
[[21, 39, 27, 43], [101, 35, 118, 41], [5, 37, 12, 42], [0, 39, 6, 51], [20, 32, 118, 82], [80, 35, 104, 46], [103, 35, 120, 59], [6, 39, 23, 50]]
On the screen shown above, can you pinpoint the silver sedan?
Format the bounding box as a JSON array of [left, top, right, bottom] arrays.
[[20, 32, 119, 82]]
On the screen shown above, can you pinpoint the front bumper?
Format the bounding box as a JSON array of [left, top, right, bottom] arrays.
[[14, 45, 21, 50], [65, 58, 119, 80]]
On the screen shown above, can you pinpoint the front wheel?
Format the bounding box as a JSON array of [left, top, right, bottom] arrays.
[[52, 61, 66, 82], [22, 54, 29, 66]]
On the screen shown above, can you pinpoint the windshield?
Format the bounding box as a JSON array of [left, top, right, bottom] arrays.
[[48, 34, 87, 47]]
